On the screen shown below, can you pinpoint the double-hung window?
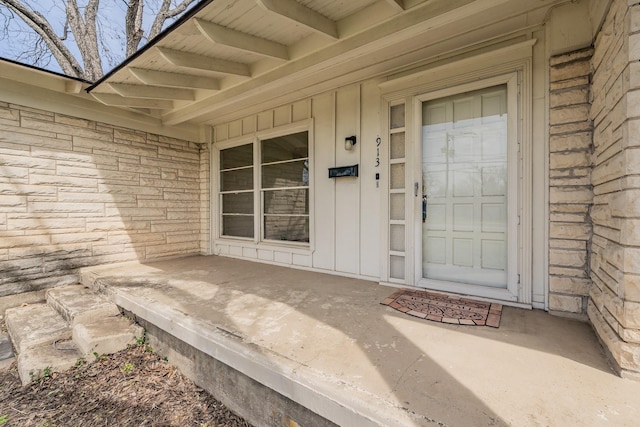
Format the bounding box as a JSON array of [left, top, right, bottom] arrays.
[[219, 130, 310, 244]]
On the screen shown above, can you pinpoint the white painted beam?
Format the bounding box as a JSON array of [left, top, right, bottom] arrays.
[[194, 19, 289, 60], [384, 0, 405, 11], [256, 0, 338, 39], [162, 0, 522, 126], [157, 47, 251, 76], [108, 83, 195, 101], [65, 80, 84, 94], [91, 93, 174, 109], [130, 68, 221, 90]]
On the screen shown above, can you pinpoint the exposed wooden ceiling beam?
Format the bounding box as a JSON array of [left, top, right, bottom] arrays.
[[385, 0, 405, 11], [194, 19, 289, 60], [108, 83, 195, 101], [90, 93, 174, 109], [157, 47, 251, 76], [129, 68, 221, 90], [256, 0, 338, 39]]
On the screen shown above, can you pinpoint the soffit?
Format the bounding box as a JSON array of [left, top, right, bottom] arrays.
[[88, 0, 569, 127]]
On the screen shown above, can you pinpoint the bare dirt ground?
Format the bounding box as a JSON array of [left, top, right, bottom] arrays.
[[0, 343, 253, 427]]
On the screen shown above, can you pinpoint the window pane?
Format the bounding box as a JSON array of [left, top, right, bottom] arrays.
[[222, 215, 254, 238], [222, 193, 253, 214], [390, 104, 405, 129], [262, 160, 309, 189], [390, 163, 405, 189], [390, 224, 405, 252], [390, 193, 405, 220], [221, 168, 253, 191], [262, 131, 308, 163], [264, 215, 309, 242], [390, 255, 405, 279], [390, 132, 405, 159], [221, 144, 253, 169], [264, 189, 309, 215]]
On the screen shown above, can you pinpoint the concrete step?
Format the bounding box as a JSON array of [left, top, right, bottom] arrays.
[[5, 304, 71, 354], [17, 339, 82, 385], [73, 316, 143, 356], [46, 284, 120, 326], [5, 285, 142, 384]]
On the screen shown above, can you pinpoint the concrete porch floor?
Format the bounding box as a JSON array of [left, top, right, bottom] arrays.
[[80, 255, 640, 427]]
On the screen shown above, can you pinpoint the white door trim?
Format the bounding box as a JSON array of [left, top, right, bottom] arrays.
[[380, 39, 534, 305]]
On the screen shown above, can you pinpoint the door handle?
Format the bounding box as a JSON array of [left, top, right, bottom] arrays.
[[422, 197, 427, 223], [415, 182, 419, 197]]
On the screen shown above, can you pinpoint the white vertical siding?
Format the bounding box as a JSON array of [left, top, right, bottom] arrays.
[[359, 80, 383, 278], [311, 92, 337, 271], [334, 86, 360, 275]]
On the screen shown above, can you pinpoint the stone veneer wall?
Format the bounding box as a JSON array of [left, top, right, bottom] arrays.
[[588, 0, 640, 379], [548, 48, 594, 316], [0, 102, 207, 297]]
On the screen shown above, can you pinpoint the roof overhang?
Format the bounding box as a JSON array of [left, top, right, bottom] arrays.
[[88, 0, 576, 127], [0, 59, 200, 141]]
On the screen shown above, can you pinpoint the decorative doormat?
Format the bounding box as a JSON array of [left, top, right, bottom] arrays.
[[381, 289, 502, 327]]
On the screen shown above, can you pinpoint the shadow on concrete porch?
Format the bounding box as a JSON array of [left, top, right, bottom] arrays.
[[79, 255, 640, 427]]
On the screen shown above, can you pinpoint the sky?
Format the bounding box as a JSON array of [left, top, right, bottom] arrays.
[[0, 0, 198, 77]]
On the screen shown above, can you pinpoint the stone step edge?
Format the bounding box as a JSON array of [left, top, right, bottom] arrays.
[[46, 285, 120, 326], [16, 339, 82, 385], [4, 304, 72, 355], [73, 317, 143, 356]]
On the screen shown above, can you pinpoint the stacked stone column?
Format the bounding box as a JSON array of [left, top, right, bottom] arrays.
[[548, 48, 594, 316], [589, 0, 640, 379]]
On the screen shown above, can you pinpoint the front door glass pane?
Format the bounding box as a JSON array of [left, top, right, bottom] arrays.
[[422, 85, 508, 288]]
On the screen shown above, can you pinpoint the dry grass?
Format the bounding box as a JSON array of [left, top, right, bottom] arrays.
[[0, 343, 252, 427]]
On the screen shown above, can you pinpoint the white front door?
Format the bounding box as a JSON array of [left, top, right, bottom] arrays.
[[417, 80, 519, 301]]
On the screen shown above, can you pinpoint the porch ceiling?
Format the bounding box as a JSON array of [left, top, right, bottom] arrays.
[[88, 0, 567, 127]]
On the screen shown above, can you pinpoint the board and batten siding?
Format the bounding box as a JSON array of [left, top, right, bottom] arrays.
[[211, 83, 382, 280]]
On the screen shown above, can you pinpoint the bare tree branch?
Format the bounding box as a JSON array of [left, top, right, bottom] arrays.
[[125, 0, 143, 57], [0, 0, 197, 81], [66, 0, 103, 81], [0, 0, 84, 78]]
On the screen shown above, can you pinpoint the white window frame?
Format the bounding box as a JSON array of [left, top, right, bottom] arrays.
[[213, 120, 314, 249]]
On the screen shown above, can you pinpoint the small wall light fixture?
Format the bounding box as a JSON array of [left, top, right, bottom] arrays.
[[345, 135, 357, 151]]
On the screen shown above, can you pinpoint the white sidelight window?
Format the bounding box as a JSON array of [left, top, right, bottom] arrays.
[[219, 130, 310, 244]]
